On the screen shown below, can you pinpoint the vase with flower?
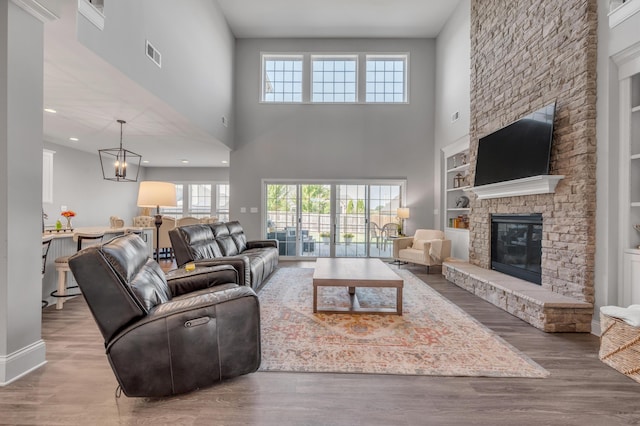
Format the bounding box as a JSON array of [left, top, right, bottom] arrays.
[[61, 210, 76, 230]]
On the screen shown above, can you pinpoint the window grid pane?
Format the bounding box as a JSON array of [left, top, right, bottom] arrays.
[[216, 184, 230, 222], [161, 184, 184, 217], [312, 58, 357, 103], [263, 56, 303, 103], [188, 184, 211, 216], [366, 57, 407, 103]]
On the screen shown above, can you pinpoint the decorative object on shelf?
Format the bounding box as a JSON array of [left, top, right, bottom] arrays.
[[55, 219, 62, 230], [397, 207, 410, 236], [137, 181, 177, 260], [634, 224, 640, 248], [98, 119, 142, 182], [61, 210, 76, 229], [453, 173, 465, 188], [461, 153, 467, 165], [455, 195, 470, 208]]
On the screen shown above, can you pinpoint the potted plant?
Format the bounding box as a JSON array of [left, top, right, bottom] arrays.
[[343, 233, 355, 244], [320, 232, 330, 243]]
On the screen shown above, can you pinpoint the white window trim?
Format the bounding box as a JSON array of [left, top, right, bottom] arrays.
[[260, 53, 305, 103], [310, 54, 360, 104], [160, 181, 229, 219], [365, 53, 410, 104], [260, 52, 410, 105]]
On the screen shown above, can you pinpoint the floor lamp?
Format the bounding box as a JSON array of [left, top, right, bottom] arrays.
[[137, 181, 177, 261]]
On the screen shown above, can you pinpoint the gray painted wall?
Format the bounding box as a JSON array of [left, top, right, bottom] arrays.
[[434, 0, 471, 228], [0, 2, 46, 381], [76, 0, 235, 148], [231, 38, 436, 240], [42, 142, 144, 228], [144, 167, 229, 183]]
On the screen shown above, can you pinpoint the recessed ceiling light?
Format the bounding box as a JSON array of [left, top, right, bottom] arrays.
[[221, 160, 228, 164], [69, 137, 79, 142], [142, 160, 149, 164], [44, 108, 56, 113], [181, 159, 189, 164]]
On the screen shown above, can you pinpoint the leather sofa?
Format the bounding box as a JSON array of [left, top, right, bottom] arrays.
[[169, 221, 279, 290], [68, 233, 261, 397]]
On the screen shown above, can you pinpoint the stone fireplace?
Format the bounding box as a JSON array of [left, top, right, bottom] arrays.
[[443, 0, 598, 332]]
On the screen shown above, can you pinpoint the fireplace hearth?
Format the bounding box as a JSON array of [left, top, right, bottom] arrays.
[[491, 214, 543, 284]]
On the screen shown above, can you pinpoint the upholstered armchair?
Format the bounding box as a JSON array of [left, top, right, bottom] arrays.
[[68, 233, 261, 397], [392, 229, 452, 273]]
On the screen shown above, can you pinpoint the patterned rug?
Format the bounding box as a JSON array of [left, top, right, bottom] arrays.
[[258, 267, 549, 378]]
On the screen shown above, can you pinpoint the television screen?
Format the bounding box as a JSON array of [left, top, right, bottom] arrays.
[[474, 102, 556, 187]]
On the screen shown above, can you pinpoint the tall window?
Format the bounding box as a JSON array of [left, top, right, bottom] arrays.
[[216, 183, 230, 222], [262, 55, 303, 102], [365, 55, 408, 103], [189, 184, 212, 216], [161, 182, 228, 220], [311, 56, 357, 103]]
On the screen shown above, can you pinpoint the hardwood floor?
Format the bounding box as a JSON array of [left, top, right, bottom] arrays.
[[3, 261, 639, 425]]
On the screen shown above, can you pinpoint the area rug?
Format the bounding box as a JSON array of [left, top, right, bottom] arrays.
[[258, 267, 549, 378]]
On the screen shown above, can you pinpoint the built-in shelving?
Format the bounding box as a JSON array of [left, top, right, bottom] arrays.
[[441, 137, 470, 260]]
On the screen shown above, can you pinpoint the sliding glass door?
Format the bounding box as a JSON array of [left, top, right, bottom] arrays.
[[264, 181, 404, 258]]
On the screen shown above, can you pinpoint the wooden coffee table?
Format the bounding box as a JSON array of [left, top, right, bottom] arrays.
[[312, 258, 403, 315]]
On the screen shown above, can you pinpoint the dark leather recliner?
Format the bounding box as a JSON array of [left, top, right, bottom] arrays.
[[68, 233, 261, 397]]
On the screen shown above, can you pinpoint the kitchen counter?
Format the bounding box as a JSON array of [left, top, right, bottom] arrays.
[[43, 225, 151, 238], [42, 226, 154, 308]]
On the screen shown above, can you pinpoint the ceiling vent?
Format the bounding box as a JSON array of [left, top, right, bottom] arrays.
[[145, 40, 162, 68]]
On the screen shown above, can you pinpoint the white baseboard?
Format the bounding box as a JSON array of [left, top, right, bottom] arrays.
[[591, 318, 602, 337], [0, 339, 47, 386]]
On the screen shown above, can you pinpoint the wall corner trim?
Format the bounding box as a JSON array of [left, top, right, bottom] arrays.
[[10, 0, 59, 22]]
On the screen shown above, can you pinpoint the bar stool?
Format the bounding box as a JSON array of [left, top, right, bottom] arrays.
[[52, 231, 104, 310], [42, 234, 54, 308]]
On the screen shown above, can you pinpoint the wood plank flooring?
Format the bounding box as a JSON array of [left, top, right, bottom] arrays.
[[2, 261, 639, 425]]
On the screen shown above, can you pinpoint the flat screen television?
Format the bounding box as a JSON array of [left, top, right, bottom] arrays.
[[474, 102, 556, 187]]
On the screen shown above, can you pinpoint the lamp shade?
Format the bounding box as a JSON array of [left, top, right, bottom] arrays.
[[137, 181, 177, 208], [397, 207, 410, 219]]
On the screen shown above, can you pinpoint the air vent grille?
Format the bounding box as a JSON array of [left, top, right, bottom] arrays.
[[145, 40, 162, 68]]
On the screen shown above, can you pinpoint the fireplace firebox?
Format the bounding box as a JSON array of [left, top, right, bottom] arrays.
[[491, 214, 542, 285]]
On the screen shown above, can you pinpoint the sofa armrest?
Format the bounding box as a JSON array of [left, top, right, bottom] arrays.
[[165, 264, 239, 297], [392, 236, 414, 258], [416, 239, 452, 263], [191, 256, 251, 287], [246, 239, 278, 250], [439, 239, 452, 261]]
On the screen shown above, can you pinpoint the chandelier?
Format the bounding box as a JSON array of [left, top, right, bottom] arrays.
[[98, 119, 142, 182]]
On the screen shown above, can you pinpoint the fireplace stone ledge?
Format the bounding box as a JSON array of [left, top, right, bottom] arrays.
[[443, 260, 593, 332]]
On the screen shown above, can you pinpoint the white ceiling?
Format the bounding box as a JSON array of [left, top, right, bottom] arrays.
[[42, 0, 460, 168], [217, 0, 462, 38]]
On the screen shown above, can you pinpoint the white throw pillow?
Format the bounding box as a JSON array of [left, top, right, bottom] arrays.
[[601, 305, 640, 327]]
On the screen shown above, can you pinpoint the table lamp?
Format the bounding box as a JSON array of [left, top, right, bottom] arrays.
[[397, 207, 410, 236], [137, 181, 177, 261]]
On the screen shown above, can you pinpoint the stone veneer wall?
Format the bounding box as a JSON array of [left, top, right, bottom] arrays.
[[469, 0, 598, 304]]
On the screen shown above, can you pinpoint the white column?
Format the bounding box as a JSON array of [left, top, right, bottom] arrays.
[[0, 0, 53, 385]]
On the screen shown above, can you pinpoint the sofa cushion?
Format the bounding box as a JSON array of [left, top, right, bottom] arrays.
[[399, 248, 427, 263], [217, 235, 239, 256], [211, 222, 230, 238]]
